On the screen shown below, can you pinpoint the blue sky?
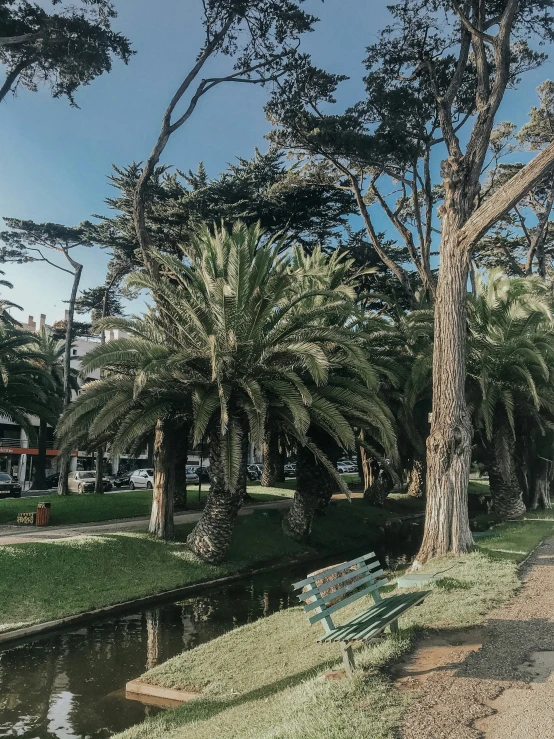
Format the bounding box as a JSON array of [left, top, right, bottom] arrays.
[[1, 0, 552, 323]]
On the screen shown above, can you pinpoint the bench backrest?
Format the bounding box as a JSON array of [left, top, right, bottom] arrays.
[[292, 552, 387, 633]]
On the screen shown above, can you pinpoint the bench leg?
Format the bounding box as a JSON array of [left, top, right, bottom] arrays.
[[390, 619, 399, 634], [340, 642, 356, 677]]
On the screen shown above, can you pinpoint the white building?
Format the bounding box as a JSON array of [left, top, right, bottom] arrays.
[[0, 314, 147, 484]]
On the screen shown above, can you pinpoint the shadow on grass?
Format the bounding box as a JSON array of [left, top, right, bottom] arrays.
[[147, 662, 338, 729]]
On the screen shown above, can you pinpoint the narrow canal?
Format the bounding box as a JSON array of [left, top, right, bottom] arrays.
[[0, 521, 422, 739]]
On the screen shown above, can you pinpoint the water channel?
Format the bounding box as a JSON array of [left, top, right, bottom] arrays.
[[0, 520, 422, 739]]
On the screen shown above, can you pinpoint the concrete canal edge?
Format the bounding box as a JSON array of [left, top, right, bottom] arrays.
[[0, 512, 425, 649]]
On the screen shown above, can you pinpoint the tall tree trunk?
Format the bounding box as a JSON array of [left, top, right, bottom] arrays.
[[486, 429, 526, 520], [531, 456, 553, 511], [149, 418, 176, 540], [415, 169, 474, 565], [187, 423, 243, 563], [173, 423, 190, 509], [407, 455, 426, 498], [261, 429, 281, 487], [31, 419, 48, 490], [95, 448, 104, 494], [58, 262, 82, 496]]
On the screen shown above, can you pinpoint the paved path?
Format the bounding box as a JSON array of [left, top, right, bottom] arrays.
[[399, 536, 554, 739], [0, 499, 293, 545]]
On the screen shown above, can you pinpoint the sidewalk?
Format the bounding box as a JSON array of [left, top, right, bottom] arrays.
[[399, 536, 554, 739], [0, 499, 293, 545]]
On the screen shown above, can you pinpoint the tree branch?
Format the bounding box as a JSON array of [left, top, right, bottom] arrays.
[[450, 0, 495, 44], [461, 140, 554, 249]]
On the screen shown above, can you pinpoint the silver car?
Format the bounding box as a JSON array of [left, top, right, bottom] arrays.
[[129, 468, 154, 489], [67, 471, 113, 493]]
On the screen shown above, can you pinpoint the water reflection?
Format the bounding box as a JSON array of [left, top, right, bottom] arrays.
[[0, 568, 299, 739], [0, 523, 422, 739]]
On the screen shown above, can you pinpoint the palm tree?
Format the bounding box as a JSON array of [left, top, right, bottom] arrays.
[[62, 223, 384, 562], [467, 271, 554, 519], [0, 324, 53, 442], [30, 328, 74, 490]]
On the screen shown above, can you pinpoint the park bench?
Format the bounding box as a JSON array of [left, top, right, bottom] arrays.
[[293, 552, 430, 676]]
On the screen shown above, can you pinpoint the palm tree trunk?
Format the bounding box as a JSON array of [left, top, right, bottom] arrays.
[[173, 423, 190, 508], [186, 424, 243, 563], [149, 418, 176, 540], [282, 443, 324, 540], [31, 419, 48, 490], [531, 457, 553, 510], [407, 456, 426, 498], [261, 429, 282, 486], [487, 432, 526, 520]]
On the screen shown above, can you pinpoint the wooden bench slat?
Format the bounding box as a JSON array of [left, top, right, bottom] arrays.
[[318, 592, 429, 642], [292, 552, 378, 590], [296, 561, 383, 603], [303, 570, 385, 613], [308, 577, 389, 624]]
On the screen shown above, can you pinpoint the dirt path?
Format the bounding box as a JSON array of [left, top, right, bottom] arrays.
[[0, 499, 293, 545], [397, 537, 554, 739]]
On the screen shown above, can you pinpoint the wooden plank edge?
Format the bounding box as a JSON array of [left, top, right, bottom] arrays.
[[125, 679, 200, 703]]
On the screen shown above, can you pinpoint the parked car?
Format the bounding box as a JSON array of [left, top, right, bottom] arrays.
[[129, 468, 154, 489], [247, 464, 261, 480], [284, 464, 296, 478], [67, 471, 113, 493], [0, 473, 21, 499], [185, 467, 200, 484], [45, 472, 59, 488], [186, 465, 209, 483], [337, 462, 357, 474], [112, 473, 131, 488]]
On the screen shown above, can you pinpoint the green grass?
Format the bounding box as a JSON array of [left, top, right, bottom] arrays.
[[0, 499, 403, 632], [110, 503, 554, 739], [0, 486, 293, 527], [474, 519, 554, 562], [113, 551, 519, 739], [468, 478, 490, 495]]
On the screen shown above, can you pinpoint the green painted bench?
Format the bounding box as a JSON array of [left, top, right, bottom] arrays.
[[293, 552, 430, 676]]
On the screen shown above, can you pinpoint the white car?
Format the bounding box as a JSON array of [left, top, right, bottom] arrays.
[[337, 462, 357, 474], [129, 468, 154, 489]]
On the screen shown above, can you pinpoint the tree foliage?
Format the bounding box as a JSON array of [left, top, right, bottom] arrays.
[[0, 0, 133, 105]]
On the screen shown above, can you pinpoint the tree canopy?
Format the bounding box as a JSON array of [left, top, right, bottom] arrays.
[[0, 0, 133, 106]]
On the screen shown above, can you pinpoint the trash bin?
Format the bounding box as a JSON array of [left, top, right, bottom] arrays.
[[36, 502, 51, 526]]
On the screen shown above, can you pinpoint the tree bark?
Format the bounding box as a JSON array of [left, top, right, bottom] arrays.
[[173, 423, 189, 508], [186, 424, 243, 563], [416, 161, 475, 565], [261, 429, 282, 487], [57, 261, 82, 496], [31, 419, 48, 490], [148, 418, 176, 540], [94, 448, 104, 494], [282, 439, 333, 540], [531, 457, 553, 511], [487, 432, 526, 519], [407, 456, 426, 498]]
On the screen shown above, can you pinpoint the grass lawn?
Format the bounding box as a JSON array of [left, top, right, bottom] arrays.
[[0, 485, 293, 527], [0, 498, 410, 632], [113, 518, 536, 739]]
